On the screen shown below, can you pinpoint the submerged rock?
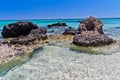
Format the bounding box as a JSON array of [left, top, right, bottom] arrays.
[[73, 16, 115, 47], [2, 22, 38, 38], [47, 22, 67, 28]]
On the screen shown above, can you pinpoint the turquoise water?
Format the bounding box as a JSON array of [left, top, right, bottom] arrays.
[[1, 18, 120, 39], [1, 18, 120, 79], [1, 18, 120, 28]]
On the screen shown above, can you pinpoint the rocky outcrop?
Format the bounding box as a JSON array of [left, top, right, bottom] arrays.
[[2, 22, 38, 38], [0, 22, 47, 72], [78, 16, 104, 34], [73, 16, 115, 47], [63, 27, 79, 35], [9, 28, 47, 45], [47, 22, 67, 28]]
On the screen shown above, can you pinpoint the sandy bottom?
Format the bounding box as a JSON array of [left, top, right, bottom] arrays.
[[0, 43, 120, 80]]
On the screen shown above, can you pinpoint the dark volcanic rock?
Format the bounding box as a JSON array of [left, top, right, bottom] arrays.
[[78, 16, 104, 34], [73, 31, 114, 47], [28, 27, 47, 40], [73, 16, 115, 47], [10, 36, 35, 45], [63, 27, 79, 35], [10, 28, 47, 45], [47, 22, 67, 28], [2, 22, 38, 38]]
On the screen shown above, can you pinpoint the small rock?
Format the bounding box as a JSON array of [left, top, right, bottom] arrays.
[[47, 22, 67, 28], [63, 27, 79, 35]]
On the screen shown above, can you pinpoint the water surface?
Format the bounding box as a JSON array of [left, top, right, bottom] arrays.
[[0, 18, 120, 80]]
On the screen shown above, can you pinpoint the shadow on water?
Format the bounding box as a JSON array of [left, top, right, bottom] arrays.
[[0, 47, 43, 77]]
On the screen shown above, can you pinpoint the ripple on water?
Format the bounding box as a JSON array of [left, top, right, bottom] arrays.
[[104, 26, 120, 40], [1, 42, 120, 80]]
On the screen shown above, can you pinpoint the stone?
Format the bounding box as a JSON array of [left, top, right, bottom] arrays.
[[63, 27, 79, 35], [10, 28, 47, 45], [28, 28, 47, 40], [78, 16, 104, 34], [2, 22, 38, 38], [47, 22, 67, 28], [73, 16, 115, 47]]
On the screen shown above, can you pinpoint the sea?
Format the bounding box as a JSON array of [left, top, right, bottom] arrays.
[[0, 18, 120, 80], [0, 18, 120, 39]]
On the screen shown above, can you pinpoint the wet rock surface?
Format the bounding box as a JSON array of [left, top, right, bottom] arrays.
[[73, 16, 115, 47], [2, 22, 38, 38]]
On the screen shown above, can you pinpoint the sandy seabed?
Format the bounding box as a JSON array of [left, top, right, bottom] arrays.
[[0, 42, 120, 80]]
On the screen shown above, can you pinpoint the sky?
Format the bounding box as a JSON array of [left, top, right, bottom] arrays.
[[0, 0, 120, 20]]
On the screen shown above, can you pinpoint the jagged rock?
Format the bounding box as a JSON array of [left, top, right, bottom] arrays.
[[2, 22, 38, 38], [73, 16, 115, 47], [28, 27, 47, 40], [63, 27, 79, 35], [78, 16, 104, 34], [47, 22, 67, 28], [10, 28, 47, 45]]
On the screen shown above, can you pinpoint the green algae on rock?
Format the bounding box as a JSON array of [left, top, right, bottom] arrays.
[[71, 41, 120, 55], [0, 39, 46, 74], [71, 43, 100, 54], [0, 46, 42, 75]]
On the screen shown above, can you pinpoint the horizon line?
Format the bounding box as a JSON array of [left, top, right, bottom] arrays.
[[1, 17, 120, 21]]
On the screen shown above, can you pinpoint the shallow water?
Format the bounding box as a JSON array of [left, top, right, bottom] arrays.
[[0, 43, 120, 80], [0, 18, 120, 80]]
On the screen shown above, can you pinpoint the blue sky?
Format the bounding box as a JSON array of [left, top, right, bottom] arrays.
[[0, 0, 120, 20]]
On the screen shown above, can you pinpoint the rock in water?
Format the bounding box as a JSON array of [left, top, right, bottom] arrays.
[[28, 27, 47, 40], [63, 27, 79, 35], [73, 16, 115, 47], [10, 28, 47, 45], [2, 22, 38, 38], [47, 22, 67, 28]]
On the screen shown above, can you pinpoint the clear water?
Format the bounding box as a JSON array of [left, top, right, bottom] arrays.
[[0, 18, 120, 80]]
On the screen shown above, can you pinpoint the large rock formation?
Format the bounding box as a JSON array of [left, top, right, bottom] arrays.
[[73, 16, 115, 47], [2, 22, 38, 38], [1, 22, 47, 45], [47, 22, 67, 28]]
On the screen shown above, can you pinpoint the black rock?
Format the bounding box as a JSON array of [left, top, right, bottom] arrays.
[[47, 22, 67, 28], [2, 22, 38, 38]]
